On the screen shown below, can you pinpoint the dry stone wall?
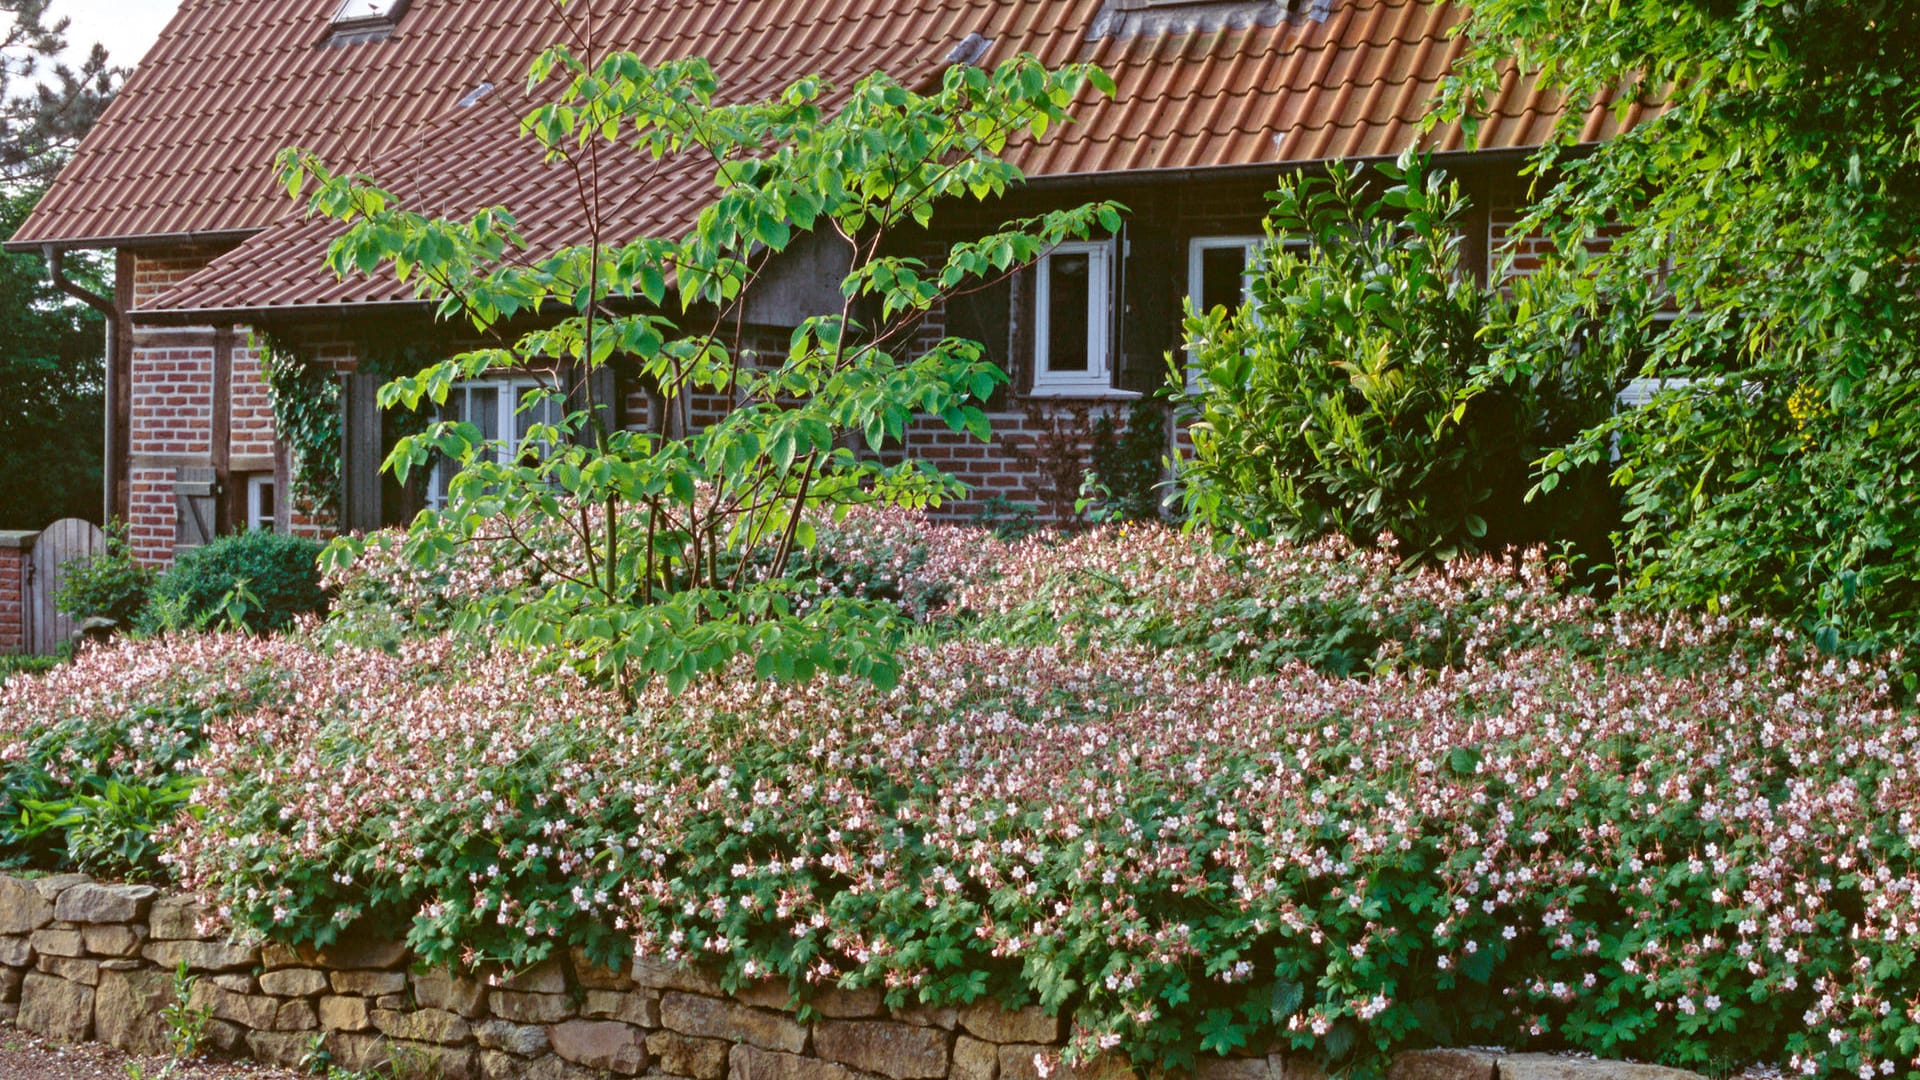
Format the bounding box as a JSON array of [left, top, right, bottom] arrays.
[[0, 873, 1703, 1080]]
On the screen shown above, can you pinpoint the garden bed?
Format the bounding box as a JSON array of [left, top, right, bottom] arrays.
[[1, 515, 1911, 1079]]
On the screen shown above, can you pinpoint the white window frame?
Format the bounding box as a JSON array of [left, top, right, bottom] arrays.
[[244, 474, 277, 533], [428, 377, 564, 509], [1184, 235, 1295, 391], [1031, 239, 1119, 397]]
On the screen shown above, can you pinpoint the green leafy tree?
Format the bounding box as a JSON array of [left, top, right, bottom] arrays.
[[293, 41, 1118, 693], [0, 184, 103, 528], [1444, 0, 1920, 647], [0, 0, 123, 529]]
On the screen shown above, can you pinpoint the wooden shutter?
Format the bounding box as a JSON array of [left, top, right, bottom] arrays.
[[174, 467, 219, 550], [340, 372, 383, 534]]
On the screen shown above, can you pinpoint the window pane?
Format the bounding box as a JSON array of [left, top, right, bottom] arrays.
[[256, 481, 274, 530], [468, 386, 501, 444], [1045, 252, 1092, 373], [1200, 245, 1250, 313]]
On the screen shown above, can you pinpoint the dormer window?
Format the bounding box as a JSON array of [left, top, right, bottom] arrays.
[[327, 0, 409, 44]]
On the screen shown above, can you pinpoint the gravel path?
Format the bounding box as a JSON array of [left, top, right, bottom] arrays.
[[0, 1023, 306, 1080]]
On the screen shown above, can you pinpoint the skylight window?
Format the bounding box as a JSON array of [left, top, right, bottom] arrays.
[[331, 0, 406, 26]]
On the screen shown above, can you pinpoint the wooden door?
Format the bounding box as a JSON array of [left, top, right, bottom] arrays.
[[27, 517, 105, 654]]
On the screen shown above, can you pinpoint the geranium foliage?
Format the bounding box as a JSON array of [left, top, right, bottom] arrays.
[[14, 518, 1887, 1079]]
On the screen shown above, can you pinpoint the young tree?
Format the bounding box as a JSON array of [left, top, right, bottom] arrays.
[[1444, 1, 1920, 648], [293, 42, 1118, 692]]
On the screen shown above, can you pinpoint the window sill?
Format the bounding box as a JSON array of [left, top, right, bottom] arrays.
[[1024, 385, 1142, 401]]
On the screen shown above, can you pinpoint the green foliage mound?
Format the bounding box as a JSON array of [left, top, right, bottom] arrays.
[[146, 531, 328, 635], [1177, 155, 1615, 562]]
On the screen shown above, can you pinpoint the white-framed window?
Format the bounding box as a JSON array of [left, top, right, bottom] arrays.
[[1031, 239, 1118, 396], [1187, 236, 1266, 317], [244, 474, 276, 533], [429, 377, 565, 509]]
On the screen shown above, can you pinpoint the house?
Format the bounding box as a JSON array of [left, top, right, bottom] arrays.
[[7, 0, 1642, 566]]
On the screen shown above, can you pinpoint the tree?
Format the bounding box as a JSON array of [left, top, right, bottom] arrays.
[[1, 0, 116, 191], [0, 0, 122, 529], [295, 39, 1118, 693], [1443, 1, 1920, 648]]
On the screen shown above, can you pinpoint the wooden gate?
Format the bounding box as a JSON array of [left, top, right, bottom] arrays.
[[26, 517, 105, 654]]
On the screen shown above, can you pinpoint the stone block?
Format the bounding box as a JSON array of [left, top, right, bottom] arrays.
[[90, 970, 170, 1051], [662, 991, 808, 1053], [329, 1031, 393, 1072], [498, 955, 568, 994], [1497, 1056, 1701, 1080], [376, 992, 410, 1009], [573, 944, 634, 990], [583, 988, 660, 1026], [333, 967, 408, 995], [260, 967, 331, 997], [476, 1017, 551, 1056], [650, 1030, 732, 1080], [998, 1046, 1062, 1080], [261, 942, 317, 969], [551, 1018, 649, 1075], [30, 928, 84, 958], [816, 985, 885, 1018], [35, 954, 99, 986], [953, 1035, 999, 1080], [207, 1018, 248, 1054], [814, 1019, 951, 1079], [733, 980, 795, 1011], [634, 956, 726, 995], [147, 896, 218, 940], [246, 1029, 311, 1069], [80, 924, 143, 957], [490, 989, 575, 1024], [1390, 1050, 1498, 1080], [1193, 1057, 1280, 1080], [481, 1050, 602, 1080], [390, 1040, 478, 1080], [0, 964, 21, 1003], [0, 1000, 13, 1021], [319, 994, 372, 1032], [0, 876, 55, 934], [729, 1043, 864, 1080], [315, 930, 408, 970], [27, 874, 90, 901], [212, 973, 257, 993], [891, 1002, 958, 1029], [53, 882, 157, 924], [18, 971, 94, 1042], [372, 1006, 473, 1045], [189, 981, 281, 1029], [0, 933, 32, 966], [274, 997, 319, 1031], [959, 1003, 1060, 1044], [141, 938, 259, 972], [415, 968, 489, 1017]]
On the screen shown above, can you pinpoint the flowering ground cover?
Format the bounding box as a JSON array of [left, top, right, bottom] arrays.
[[2, 513, 1915, 1079]]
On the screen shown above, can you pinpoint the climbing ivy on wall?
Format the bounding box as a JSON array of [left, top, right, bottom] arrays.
[[256, 333, 444, 520], [257, 333, 342, 517]]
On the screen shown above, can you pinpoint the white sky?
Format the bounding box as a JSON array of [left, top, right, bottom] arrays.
[[45, 0, 179, 73]]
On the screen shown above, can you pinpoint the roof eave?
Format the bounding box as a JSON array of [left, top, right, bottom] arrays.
[[1, 227, 263, 256]]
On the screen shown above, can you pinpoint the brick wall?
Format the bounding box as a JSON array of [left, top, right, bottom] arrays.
[[125, 252, 339, 565], [0, 535, 29, 654]]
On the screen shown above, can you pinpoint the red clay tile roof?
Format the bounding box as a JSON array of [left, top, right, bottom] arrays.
[[11, 0, 1646, 315]]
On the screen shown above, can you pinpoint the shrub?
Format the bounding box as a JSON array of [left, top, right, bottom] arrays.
[[53, 520, 154, 627], [144, 530, 327, 635], [1080, 398, 1169, 524], [1177, 154, 1613, 560]]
